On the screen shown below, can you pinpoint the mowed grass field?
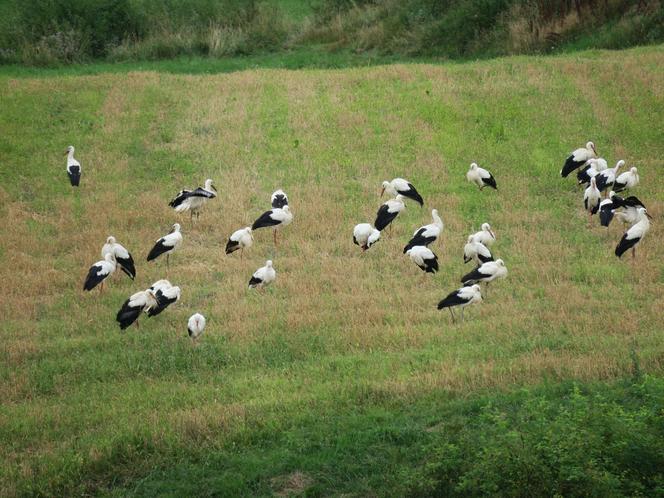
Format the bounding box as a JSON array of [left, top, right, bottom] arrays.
[[1, 46, 664, 496]]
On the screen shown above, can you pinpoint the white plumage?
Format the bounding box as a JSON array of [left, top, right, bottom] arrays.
[[615, 207, 650, 259], [147, 223, 183, 267], [463, 236, 493, 265], [595, 160, 624, 193], [583, 176, 601, 225], [374, 195, 406, 231], [169, 179, 217, 219], [461, 259, 508, 294], [437, 284, 483, 323], [380, 178, 424, 206], [403, 209, 443, 253], [466, 163, 497, 190], [148, 279, 181, 316], [252, 206, 293, 246], [65, 145, 81, 187], [470, 223, 496, 247], [406, 246, 439, 273], [225, 227, 253, 257], [561, 141, 597, 177], [188, 313, 206, 341], [83, 253, 116, 292], [116, 289, 158, 330], [353, 223, 381, 251], [613, 167, 639, 192], [249, 260, 276, 289], [101, 236, 136, 279]]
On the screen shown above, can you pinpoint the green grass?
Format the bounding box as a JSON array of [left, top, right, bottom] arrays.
[[1, 45, 664, 496]]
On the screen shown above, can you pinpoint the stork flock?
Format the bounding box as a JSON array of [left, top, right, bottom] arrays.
[[561, 141, 652, 258], [69, 137, 651, 339]]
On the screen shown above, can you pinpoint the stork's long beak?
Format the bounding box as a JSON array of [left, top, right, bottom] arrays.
[[211, 184, 217, 192], [646, 212, 653, 220], [64, 150, 69, 156], [380, 187, 385, 197], [490, 230, 496, 239]]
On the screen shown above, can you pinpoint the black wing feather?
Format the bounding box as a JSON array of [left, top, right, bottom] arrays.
[[403, 228, 436, 253], [461, 266, 490, 285], [252, 210, 281, 230], [67, 166, 81, 187], [272, 194, 288, 209], [483, 174, 497, 190], [400, 183, 424, 206], [116, 255, 136, 280], [374, 204, 398, 231], [83, 264, 105, 291], [437, 290, 467, 309], [116, 300, 142, 330], [225, 238, 240, 254], [561, 155, 585, 178], [615, 233, 640, 258], [147, 238, 169, 261], [147, 290, 177, 317]]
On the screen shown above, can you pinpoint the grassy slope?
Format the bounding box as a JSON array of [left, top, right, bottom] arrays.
[[1, 46, 663, 496]]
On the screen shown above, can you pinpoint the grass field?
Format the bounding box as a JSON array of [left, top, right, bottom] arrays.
[[1, 46, 663, 496]]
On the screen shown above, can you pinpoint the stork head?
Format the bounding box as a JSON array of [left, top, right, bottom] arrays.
[[106, 236, 116, 244], [470, 162, 478, 171], [65, 145, 74, 155], [630, 167, 637, 174], [205, 179, 216, 192], [380, 180, 390, 197], [482, 223, 495, 239], [282, 205, 291, 214], [245, 226, 252, 234], [616, 160, 625, 170], [467, 235, 475, 244], [432, 208, 439, 217], [586, 141, 596, 156], [590, 176, 597, 187], [266, 260, 273, 268], [471, 284, 481, 293], [496, 259, 505, 266], [171, 223, 181, 233]]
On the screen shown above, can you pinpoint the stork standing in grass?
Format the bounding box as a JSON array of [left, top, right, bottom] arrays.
[[613, 167, 639, 193], [561, 141, 597, 178], [470, 223, 496, 247], [249, 260, 276, 290], [116, 289, 158, 330], [375, 195, 406, 232], [437, 284, 482, 323], [65, 145, 81, 187], [598, 196, 615, 228], [406, 246, 439, 274], [615, 207, 650, 259], [466, 163, 497, 190], [147, 279, 181, 316], [169, 179, 217, 220], [577, 158, 607, 186], [381, 178, 424, 206], [583, 176, 601, 226], [252, 206, 293, 247], [353, 223, 381, 251], [188, 313, 206, 343], [612, 194, 649, 228], [461, 259, 507, 297], [147, 223, 183, 268], [403, 209, 443, 253], [271, 189, 288, 208], [463, 236, 493, 265], [595, 160, 624, 196], [101, 236, 136, 280], [225, 227, 253, 258], [83, 253, 116, 292]]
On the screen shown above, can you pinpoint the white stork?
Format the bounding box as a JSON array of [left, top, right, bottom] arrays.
[[615, 207, 650, 259], [147, 279, 181, 316], [406, 246, 439, 274], [461, 259, 507, 296], [595, 160, 624, 194], [147, 223, 183, 267], [611, 194, 650, 227], [65, 145, 81, 187], [353, 223, 381, 251], [116, 289, 158, 330], [437, 284, 482, 323], [252, 206, 293, 246], [583, 176, 601, 226], [271, 189, 288, 209], [576, 158, 607, 185], [169, 179, 217, 220], [470, 223, 496, 247], [101, 236, 136, 280], [249, 260, 276, 290], [403, 209, 443, 253], [381, 178, 424, 206], [375, 195, 405, 232], [463, 236, 493, 265], [561, 141, 597, 178], [225, 227, 253, 258], [83, 253, 116, 292], [188, 313, 206, 342], [598, 196, 615, 228], [466, 163, 497, 190], [613, 167, 639, 192]]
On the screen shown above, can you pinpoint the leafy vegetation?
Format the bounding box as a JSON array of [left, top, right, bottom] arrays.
[[1, 45, 663, 495], [0, 0, 662, 65]]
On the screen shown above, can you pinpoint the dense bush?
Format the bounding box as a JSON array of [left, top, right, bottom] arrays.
[[406, 377, 664, 497]]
